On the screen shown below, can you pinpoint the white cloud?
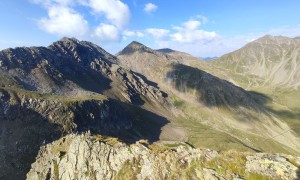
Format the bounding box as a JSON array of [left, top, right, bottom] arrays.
[[123, 30, 144, 38], [144, 3, 158, 13], [146, 28, 170, 39], [146, 17, 217, 44], [38, 6, 89, 36], [143, 16, 220, 56], [80, 0, 130, 29], [182, 20, 202, 30], [171, 29, 217, 43], [94, 23, 120, 42], [171, 19, 217, 43], [33, 0, 131, 43]]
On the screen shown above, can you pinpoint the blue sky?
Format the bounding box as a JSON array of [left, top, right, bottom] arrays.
[[0, 0, 300, 57]]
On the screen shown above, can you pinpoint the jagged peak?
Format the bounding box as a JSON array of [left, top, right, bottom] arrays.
[[59, 37, 81, 43], [49, 37, 118, 65], [52, 37, 84, 47]]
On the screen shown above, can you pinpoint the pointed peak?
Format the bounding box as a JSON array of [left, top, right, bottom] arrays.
[[130, 40, 143, 45], [127, 41, 147, 49], [117, 41, 154, 56]]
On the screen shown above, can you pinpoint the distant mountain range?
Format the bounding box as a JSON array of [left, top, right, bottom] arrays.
[[0, 35, 299, 179], [202, 56, 218, 61]]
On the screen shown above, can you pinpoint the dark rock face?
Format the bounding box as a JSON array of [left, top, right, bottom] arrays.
[[0, 37, 167, 102], [48, 37, 119, 65], [0, 90, 61, 179]]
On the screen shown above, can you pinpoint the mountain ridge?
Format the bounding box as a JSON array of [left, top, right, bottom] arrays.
[[0, 37, 300, 179], [117, 40, 300, 155], [211, 35, 300, 89], [0, 38, 176, 179]]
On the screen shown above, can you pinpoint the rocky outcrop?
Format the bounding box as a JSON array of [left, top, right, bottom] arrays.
[[246, 153, 300, 179], [27, 133, 212, 180], [27, 133, 300, 180]]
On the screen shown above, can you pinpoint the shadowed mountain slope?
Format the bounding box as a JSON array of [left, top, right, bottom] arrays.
[[117, 41, 300, 155]]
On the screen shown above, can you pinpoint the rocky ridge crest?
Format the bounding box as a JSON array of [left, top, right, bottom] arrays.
[[27, 133, 300, 180]]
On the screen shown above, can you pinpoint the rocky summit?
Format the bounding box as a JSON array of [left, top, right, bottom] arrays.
[[0, 36, 300, 180], [27, 133, 300, 180]]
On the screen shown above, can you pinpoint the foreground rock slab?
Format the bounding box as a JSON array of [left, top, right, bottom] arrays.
[[27, 133, 300, 180]]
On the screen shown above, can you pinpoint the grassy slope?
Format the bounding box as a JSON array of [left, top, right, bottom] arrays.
[[195, 68, 300, 154], [117, 47, 300, 155], [166, 90, 299, 155]]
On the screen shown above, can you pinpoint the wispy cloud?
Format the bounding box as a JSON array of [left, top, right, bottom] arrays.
[[123, 30, 144, 38], [145, 16, 217, 44], [171, 19, 217, 43], [141, 15, 300, 57], [146, 28, 169, 40], [144, 3, 157, 13], [139, 15, 254, 57]]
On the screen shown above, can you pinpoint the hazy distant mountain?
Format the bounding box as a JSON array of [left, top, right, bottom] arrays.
[[202, 56, 218, 61]]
